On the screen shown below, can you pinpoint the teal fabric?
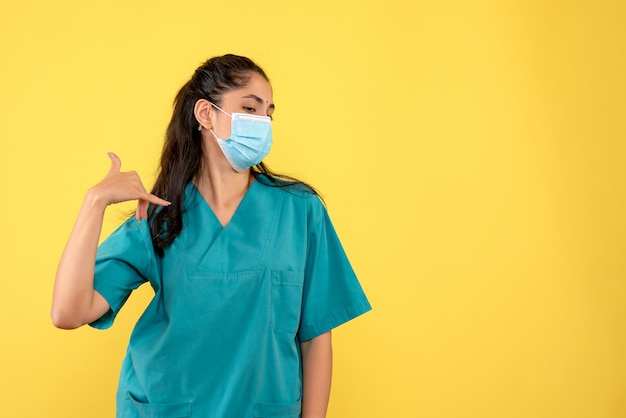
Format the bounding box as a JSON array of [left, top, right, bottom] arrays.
[[90, 178, 371, 417]]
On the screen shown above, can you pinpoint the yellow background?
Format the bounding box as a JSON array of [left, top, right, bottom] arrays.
[[1, 0, 625, 417]]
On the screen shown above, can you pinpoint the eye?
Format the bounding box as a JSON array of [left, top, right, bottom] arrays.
[[243, 106, 256, 113]]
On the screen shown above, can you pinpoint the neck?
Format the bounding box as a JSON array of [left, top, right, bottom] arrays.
[[196, 137, 252, 209], [195, 164, 253, 228]]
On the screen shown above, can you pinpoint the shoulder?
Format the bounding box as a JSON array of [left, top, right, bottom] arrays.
[[99, 216, 152, 253], [256, 174, 320, 201], [257, 174, 320, 201], [256, 174, 326, 225], [107, 216, 151, 241], [256, 174, 313, 192]]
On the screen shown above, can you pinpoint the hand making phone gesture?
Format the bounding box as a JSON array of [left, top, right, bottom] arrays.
[[51, 153, 170, 329], [96, 152, 171, 220]]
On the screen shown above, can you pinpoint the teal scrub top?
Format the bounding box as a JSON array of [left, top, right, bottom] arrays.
[[90, 177, 371, 418]]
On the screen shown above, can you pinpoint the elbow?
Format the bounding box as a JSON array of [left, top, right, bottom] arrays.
[[50, 307, 84, 330]]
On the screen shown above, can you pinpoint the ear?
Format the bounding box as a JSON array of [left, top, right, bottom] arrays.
[[194, 99, 214, 130]]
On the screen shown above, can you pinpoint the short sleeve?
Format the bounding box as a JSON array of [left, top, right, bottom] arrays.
[[298, 203, 372, 341], [89, 218, 158, 330]]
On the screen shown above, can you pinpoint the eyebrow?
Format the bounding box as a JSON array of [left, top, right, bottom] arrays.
[[242, 94, 275, 110]]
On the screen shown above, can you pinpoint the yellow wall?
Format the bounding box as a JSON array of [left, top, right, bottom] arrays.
[[1, 0, 625, 416]]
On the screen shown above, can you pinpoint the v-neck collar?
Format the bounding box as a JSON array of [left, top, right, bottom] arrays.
[[188, 178, 260, 230], [181, 176, 285, 274]]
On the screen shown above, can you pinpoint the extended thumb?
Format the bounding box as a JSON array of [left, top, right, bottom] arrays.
[[107, 152, 122, 173]]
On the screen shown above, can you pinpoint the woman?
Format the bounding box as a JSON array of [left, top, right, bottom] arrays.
[[52, 54, 371, 418]]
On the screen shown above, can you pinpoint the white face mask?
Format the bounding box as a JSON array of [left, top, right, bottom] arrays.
[[209, 103, 273, 172]]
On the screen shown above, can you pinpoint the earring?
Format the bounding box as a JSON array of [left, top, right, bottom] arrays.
[[198, 125, 202, 131]]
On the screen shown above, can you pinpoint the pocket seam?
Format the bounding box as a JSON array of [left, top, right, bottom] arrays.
[[253, 399, 302, 417], [270, 270, 304, 334], [189, 268, 263, 281], [125, 392, 193, 417], [271, 270, 304, 286]]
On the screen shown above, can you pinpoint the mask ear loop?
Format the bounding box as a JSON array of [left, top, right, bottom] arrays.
[[208, 102, 232, 141], [209, 129, 222, 141], [209, 102, 232, 117], [196, 103, 226, 133]]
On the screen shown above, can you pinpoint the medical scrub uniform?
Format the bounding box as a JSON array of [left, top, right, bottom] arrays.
[[90, 176, 371, 418]]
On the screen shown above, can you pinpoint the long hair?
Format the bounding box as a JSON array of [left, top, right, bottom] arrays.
[[148, 54, 318, 255]]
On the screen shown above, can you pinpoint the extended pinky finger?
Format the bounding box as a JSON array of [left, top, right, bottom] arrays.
[[135, 199, 148, 221], [135, 200, 143, 221]]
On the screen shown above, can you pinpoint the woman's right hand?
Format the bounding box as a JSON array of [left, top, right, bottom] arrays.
[[52, 152, 171, 329], [88, 152, 171, 220]]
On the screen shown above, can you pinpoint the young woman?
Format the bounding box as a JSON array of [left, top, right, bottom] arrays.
[[52, 54, 371, 418]]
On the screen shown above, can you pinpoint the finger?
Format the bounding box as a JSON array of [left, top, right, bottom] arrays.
[[137, 199, 148, 221], [107, 152, 122, 174], [142, 200, 149, 220], [140, 193, 172, 207], [135, 199, 142, 221], [135, 204, 142, 221]]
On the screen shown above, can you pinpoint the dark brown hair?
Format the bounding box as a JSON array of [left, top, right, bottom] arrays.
[[148, 54, 318, 255]]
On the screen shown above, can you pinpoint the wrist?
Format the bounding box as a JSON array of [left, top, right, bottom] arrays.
[[84, 187, 109, 212]]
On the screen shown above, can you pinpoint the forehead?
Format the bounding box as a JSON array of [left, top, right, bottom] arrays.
[[224, 72, 273, 104]]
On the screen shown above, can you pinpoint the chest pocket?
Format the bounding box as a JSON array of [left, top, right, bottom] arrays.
[[271, 271, 304, 335]]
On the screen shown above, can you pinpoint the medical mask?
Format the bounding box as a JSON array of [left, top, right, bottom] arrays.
[[209, 103, 273, 172]]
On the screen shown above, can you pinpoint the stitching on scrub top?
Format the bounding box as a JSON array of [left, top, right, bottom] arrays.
[[257, 189, 286, 268]]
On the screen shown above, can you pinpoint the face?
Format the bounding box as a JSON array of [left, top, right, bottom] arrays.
[[209, 72, 275, 139]]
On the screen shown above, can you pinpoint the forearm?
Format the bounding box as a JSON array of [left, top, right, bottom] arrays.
[[51, 153, 171, 329], [51, 189, 108, 329], [300, 331, 332, 418]]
